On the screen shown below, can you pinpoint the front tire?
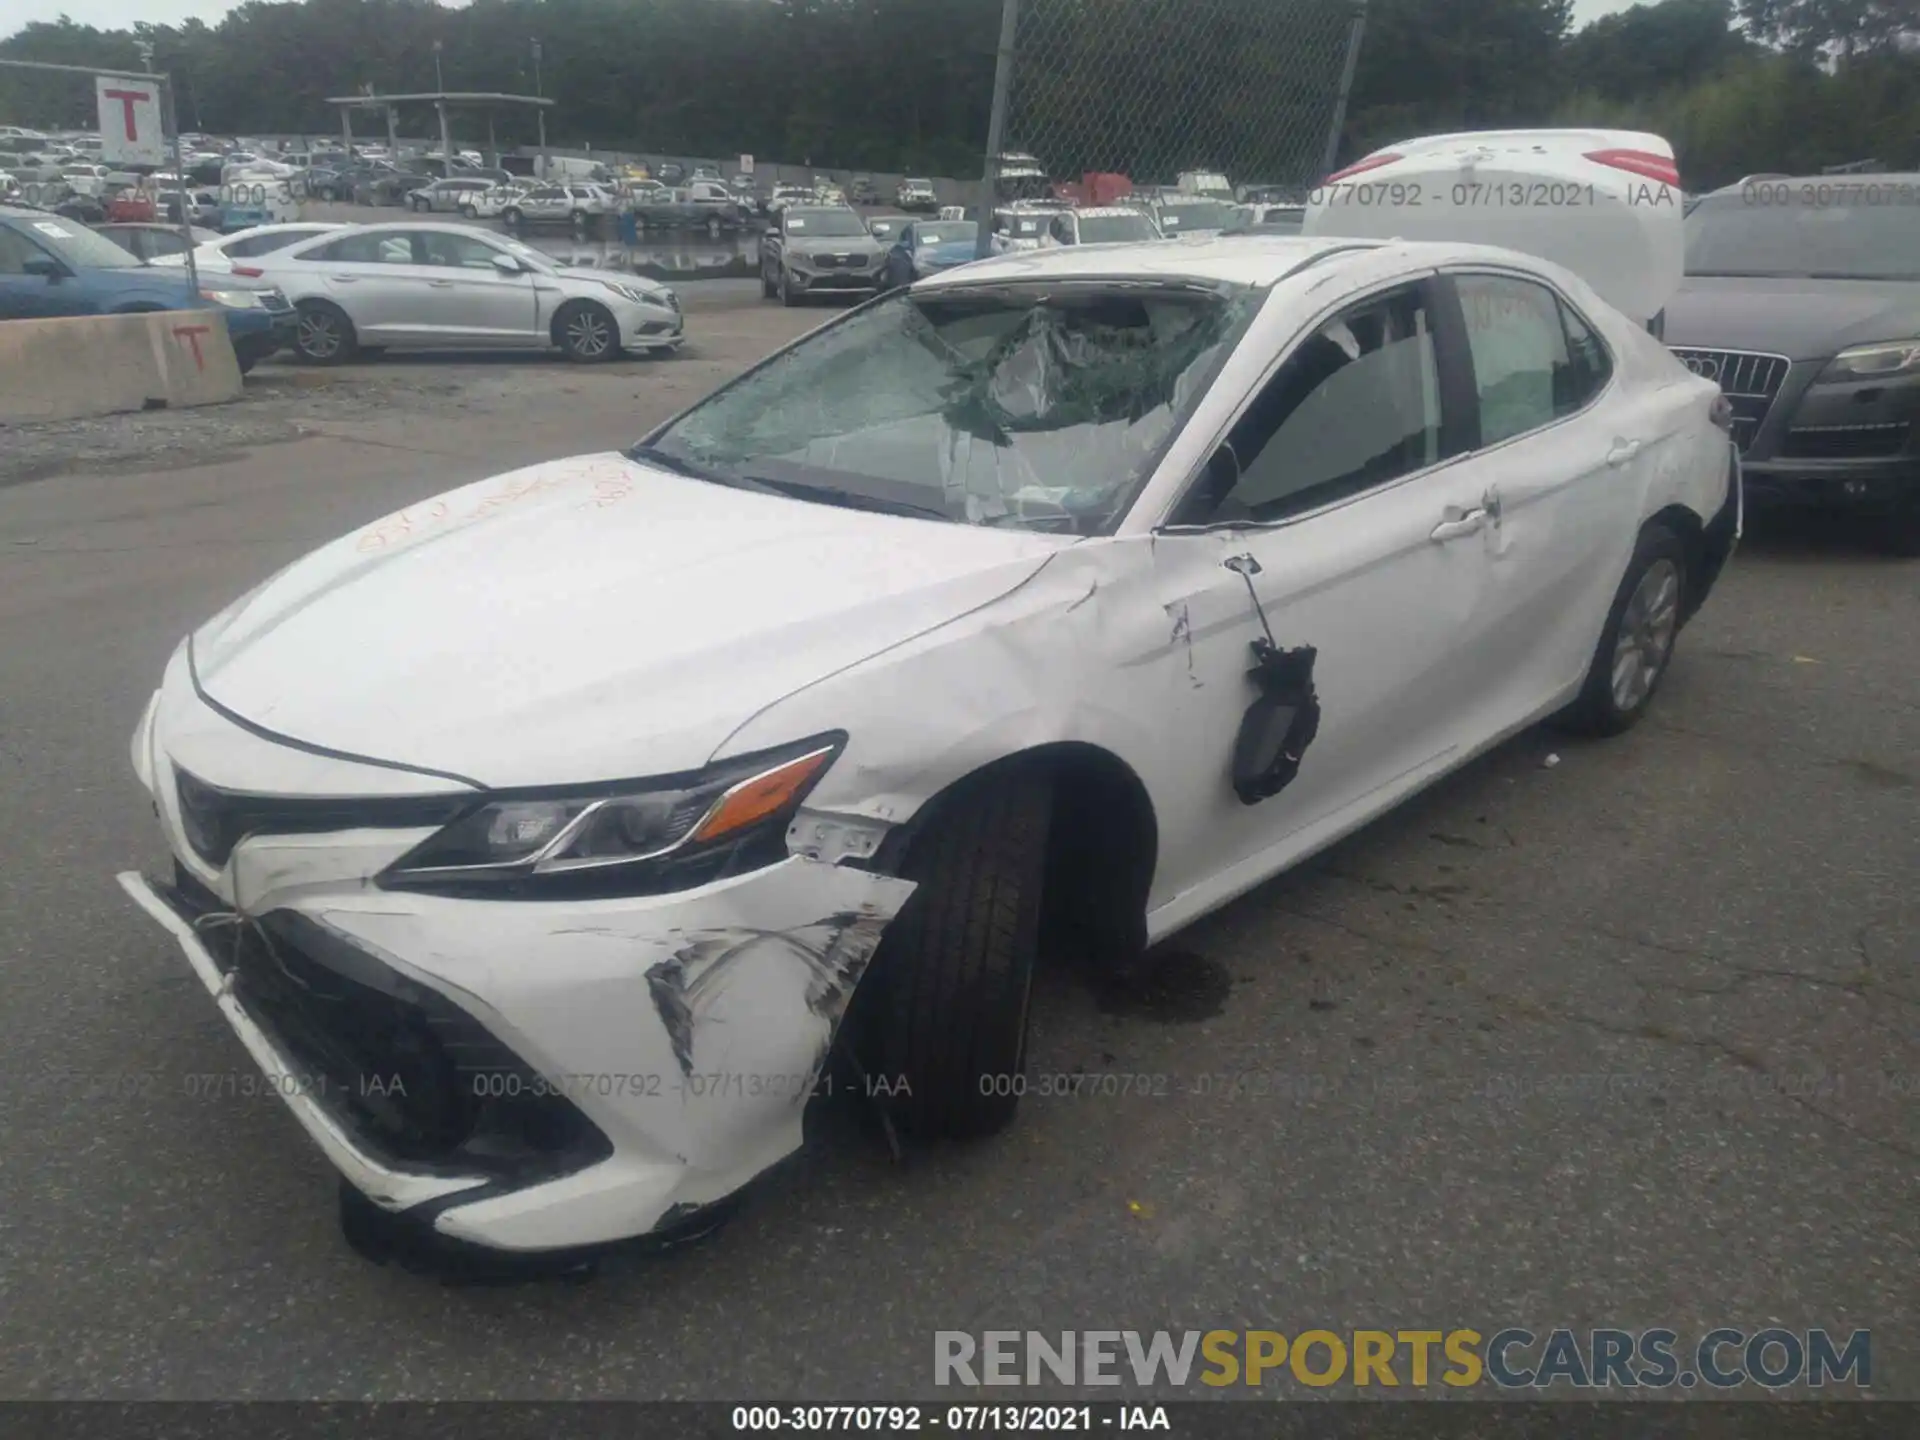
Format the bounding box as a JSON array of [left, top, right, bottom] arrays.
[[778, 265, 799, 307], [293, 301, 358, 365], [554, 299, 619, 363], [863, 770, 1053, 1139], [1558, 523, 1689, 736]]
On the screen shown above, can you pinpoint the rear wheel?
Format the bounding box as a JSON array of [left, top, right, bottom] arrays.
[[459, 203, 478, 219], [293, 300, 358, 365], [861, 770, 1053, 1139], [554, 299, 619, 363], [1557, 523, 1688, 736]]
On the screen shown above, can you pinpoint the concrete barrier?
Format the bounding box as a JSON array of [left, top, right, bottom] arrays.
[[0, 310, 243, 424]]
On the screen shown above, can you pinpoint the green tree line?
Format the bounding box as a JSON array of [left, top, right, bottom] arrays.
[[3, 0, 1918, 187]]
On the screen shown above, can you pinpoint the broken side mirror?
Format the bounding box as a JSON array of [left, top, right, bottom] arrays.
[[1223, 554, 1321, 805]]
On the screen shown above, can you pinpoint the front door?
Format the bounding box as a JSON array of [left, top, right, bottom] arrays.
[[0, 222, 77, 318], [414, 230, 539, 343], [1138, 277, 1504, 927]]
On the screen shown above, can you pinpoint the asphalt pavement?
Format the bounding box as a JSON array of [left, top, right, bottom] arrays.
[[0, 296, 1913, 1400]]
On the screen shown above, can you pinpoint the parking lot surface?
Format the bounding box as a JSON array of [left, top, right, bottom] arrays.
[[0, 296, 1913, 1399]]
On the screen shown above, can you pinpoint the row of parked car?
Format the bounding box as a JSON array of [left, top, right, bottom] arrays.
[[0, 205, 684, 368], [753, 193, 1306, 304]]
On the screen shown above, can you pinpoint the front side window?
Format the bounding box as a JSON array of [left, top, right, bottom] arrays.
[[421, 231, 508, 270], [1455, 274, 1608, 445], [1196, 283, 1444, 524], [0, 222, 51, 274], [641, 282, 1259, 535]]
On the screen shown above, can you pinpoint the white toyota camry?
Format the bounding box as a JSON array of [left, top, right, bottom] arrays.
[[120, 132, 1739, 1257]]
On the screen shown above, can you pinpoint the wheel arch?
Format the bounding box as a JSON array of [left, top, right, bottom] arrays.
[[1642, 501, 1710, 625], [868, 740, 1160, 974]]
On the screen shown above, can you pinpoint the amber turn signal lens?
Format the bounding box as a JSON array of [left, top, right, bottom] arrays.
[[687, 746, 836, 844]]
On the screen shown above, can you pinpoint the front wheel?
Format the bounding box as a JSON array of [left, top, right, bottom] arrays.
[[778, 265, 799, 307], [1557, 523, 1689, 736], [554, 299, 619, 363], [859, 770, 1053, 1139]]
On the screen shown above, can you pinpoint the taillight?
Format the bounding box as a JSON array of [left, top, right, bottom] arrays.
[[1584, 148, 1681, 188], [1320, 152, 1401, 185], [230, 265, 263, 277], [1710, 394, 1734, 432]]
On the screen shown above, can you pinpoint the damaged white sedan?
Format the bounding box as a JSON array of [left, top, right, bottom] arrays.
[[120, 137, 1739, 1256]]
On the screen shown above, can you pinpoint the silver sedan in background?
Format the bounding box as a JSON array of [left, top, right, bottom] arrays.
[[250, 221, 684, 364]]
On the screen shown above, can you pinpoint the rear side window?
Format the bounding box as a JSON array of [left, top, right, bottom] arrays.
[[1455, 274, 1610, 446], [313, 233, 416, 264]]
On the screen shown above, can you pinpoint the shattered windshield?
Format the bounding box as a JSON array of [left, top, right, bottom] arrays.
[[640, 282, 1258, 535]]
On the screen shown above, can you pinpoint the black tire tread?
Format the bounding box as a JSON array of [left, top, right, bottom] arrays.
[[874, 772, 1051, 1139], [1557, 522, 1688, 738]]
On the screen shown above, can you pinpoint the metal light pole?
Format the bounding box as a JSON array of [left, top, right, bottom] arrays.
[[532, 39, 549, 179], [974, 0, 1020, 260], [1320, 1, 1369, 183], [433, 39, 445, 93], [433, 41, 452, 164]]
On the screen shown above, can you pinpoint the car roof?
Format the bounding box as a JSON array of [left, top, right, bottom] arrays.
[[1073, 207, 1153, 219]]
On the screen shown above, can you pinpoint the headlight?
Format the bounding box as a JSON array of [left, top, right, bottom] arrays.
[[377, 735, 842, 897], [1821, 341, 1920, 381], [201, 288, 263, 309], [600, 279, 668, 306]]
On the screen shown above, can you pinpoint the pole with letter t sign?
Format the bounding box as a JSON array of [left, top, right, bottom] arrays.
[[0, 57, 196, 291]]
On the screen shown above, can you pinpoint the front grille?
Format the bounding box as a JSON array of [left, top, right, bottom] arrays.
[[1779, 422, 1910, 459], [812, 253, 849, 268], [1668, 348, 1790, 453], [163, 866, 611, 1181], [259, 289, 292, 313], [173, 767, 472, 868]]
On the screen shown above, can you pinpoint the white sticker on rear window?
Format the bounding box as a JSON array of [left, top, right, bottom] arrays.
[[787, 217, 806, 230], [32, 221, 73, 237]]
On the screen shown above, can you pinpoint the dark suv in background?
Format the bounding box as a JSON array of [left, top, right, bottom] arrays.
[[1668, 177, 1920, 553]]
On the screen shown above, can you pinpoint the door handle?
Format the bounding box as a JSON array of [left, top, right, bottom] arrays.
[[329, 274, 356, 283], [427, 279, 454, 287], [1607, 439, 1643, 467], [1430, 507, 1487, 541]]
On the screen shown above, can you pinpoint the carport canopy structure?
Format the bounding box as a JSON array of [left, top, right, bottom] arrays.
[[324, 91, 555, 171]]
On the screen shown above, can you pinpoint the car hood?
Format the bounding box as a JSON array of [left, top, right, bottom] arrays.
[[189, 453, 1065, 789], [1665, 275, 1920, 361], [552, 265, 674, 297]]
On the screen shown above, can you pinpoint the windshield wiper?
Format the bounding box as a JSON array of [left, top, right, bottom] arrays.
[[737, 471, 958, 523], [628, 443, 781, 495]]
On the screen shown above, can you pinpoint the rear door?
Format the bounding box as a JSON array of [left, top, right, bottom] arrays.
[[1432, 266, 1647, 729]]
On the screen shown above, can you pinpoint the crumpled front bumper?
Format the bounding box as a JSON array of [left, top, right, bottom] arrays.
[[120, 668, 914, 1253]]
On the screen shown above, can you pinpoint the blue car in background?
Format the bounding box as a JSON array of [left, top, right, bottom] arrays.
[[0, 204, 295, 372], [883, 219, 982, 289]]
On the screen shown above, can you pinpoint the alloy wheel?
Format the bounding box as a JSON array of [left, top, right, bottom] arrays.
[[1610, 557, 1681, 712], [566, 308, 613, 359], [297, 310, 341, 360]]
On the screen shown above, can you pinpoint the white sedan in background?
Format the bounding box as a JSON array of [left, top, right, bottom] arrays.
[[149, 221, 346, 276], [119, 131, 1736, 1260], [248, 220, 682, 363]]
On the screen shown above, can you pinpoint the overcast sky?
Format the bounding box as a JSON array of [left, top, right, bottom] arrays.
[[9, 0, 1644, 39]]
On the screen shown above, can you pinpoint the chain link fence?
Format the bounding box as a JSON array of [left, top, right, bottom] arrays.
[[993, 0, 1367, 201]]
